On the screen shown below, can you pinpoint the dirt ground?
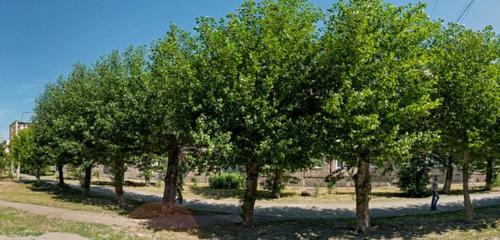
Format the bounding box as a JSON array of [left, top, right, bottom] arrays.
[[0, 232, 89, 240]]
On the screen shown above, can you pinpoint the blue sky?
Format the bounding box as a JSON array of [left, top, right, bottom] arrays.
[[1, 0, 499, 140]]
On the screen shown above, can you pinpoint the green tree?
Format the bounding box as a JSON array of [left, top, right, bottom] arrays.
[[9, 128, 49, 181], [93, 47, 149, 204], [0, 139, 7, 176], [432, 23, 500, 221], [149, 25, 201, 212], [319, 0, 440, 232], [194, 0, 322, 226]]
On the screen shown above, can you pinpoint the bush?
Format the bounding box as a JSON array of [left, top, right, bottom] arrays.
[[397, 155, 432, 197], [262, 170, 298, 198], [208, 173, 245, 189]]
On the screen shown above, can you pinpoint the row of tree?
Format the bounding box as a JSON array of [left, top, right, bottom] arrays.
[[4, 0, 499, 233]]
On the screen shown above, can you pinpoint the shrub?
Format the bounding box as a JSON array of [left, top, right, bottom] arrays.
[[208, 173, 245, 189], [324, 175, 337, 195], [262, 170, 298, 198], [397, 155, 432, 197]]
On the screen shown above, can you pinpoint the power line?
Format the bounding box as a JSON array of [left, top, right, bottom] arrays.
[[456, 0, 476, 23]]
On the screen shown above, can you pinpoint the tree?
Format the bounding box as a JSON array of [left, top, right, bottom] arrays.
[[432, 23, 500, 222], [93, 47, 149, 204], [194, 0, 322, 226], [397, 155, 432, 197], [8, 128, 49, 181], [149, 25, 201, 212], [0, 139, 7, 176], [33, 78, 77, 187], [319, 0, 440, 232]]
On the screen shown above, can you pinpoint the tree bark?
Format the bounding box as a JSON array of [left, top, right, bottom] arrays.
[[354, 155, 371, 233], [113, 159, 125, 205], [463, 150, 473, 222], [82, 165, 92, 198], [242, 162, 260, 227], [485, 158, 493, 191], [442, 155, 453, 194], [145, 175, 151, 187], [57, 164, 65, 187], [35, 168, 41, 181], [16, 163, 20, 180], [271, 169, 283, 199], [162, 138, 180, 214]]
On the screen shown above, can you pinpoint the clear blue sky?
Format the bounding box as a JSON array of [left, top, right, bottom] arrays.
[[1, 0, 499, 140]]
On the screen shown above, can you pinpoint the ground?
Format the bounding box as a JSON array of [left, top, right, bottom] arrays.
[[0, 175, 499, 239]]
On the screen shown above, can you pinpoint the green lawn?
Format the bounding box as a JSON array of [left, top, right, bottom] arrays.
[[0, 179, 143, 215], [0, 207, 145, 240]]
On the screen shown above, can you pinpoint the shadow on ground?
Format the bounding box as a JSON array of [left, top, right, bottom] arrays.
[[15, 179, 500, 239], [184, 206, 500, 240], [21, 180, 143, 215]]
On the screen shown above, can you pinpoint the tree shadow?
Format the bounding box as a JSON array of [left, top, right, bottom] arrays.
[[16, 179, 500, 239], [185, 204, 500, 240], [20, 179, 144, 215]]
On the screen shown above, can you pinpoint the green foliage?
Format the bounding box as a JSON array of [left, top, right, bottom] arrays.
[[208, 173, 245, 189], [324, 175, 337, 195], [262, 170, 298, 196], [8, 128, 50, 179], [194, 0, 323, 172], [397, 155, 433, 197], [432, 23, 500, 161], [320, 0, 441, 166], [0, 140, 6, 175]]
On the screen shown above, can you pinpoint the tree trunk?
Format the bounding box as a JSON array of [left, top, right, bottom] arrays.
[[485, 158, 493, 191], [242, 162, 260, 227], [442, 156, 453, 194], [57, 164, 65, 186], [16, 163, 20, 180], [354, 155, 371, 233], [162, 139, 180, 214], [145, 175, 151, 187], [82, 165, 92, 198], [463, 150, 473, 222], [113, 159, 125, 205], [35, 168, 41, 181], [271, 170, 283, 199], [10, 162, 14, 179]]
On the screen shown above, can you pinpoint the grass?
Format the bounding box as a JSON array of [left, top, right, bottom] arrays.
[[130, 181, 493, 204], [0, 179, 143, 215], [1, 176, 500, 239], [0, 207, 144, 240], [189, 206, 500, 239]]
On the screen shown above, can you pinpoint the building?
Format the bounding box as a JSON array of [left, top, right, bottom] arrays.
[[8, 120, 31, 145], [6, 120, 31, 179]]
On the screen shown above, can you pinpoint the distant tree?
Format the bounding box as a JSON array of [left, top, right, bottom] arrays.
[[319, 0, 440, 232], [397, 155, 433, 197], [0, 140, 7, 175], [9, 128, 49, 181], [431, 23, 500, 222]]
